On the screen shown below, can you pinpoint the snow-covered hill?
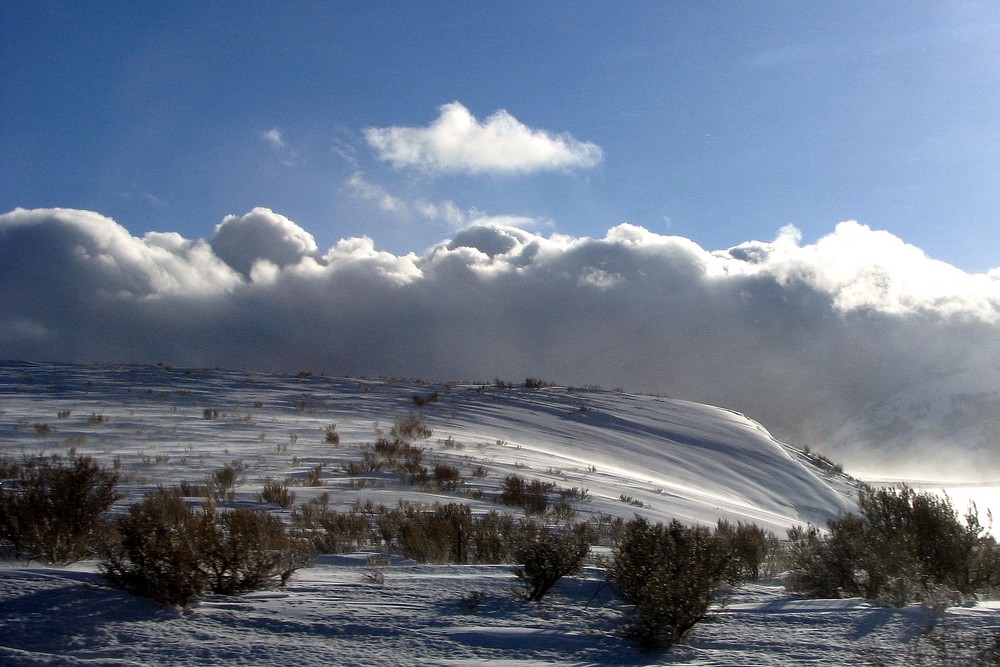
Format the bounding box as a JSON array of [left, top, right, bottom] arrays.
[[0, 360, 856, 532]]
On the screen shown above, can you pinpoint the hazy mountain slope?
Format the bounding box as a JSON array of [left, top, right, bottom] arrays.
[[828, 364, 1000, 481], [430, 386, 857, 531]]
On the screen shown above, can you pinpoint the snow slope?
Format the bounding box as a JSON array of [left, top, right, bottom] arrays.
[[0, 360, 855, 532]]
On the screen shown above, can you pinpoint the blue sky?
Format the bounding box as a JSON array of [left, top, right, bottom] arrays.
[[2, 1, 998, 272]]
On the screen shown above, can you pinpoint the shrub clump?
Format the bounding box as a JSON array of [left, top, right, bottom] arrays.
[[607, 517, 734, 652], [209, 460, 245, 503], [514, 523, 594, 602], [361, 436, 426, 483], [0, 455, 119, 564], [102, 489, 214, 606], [293, 497, 371, 554], [257, 478, 296, 508], [411, 392, 438, 407], [715, 519, 782, 582], [102, 488, 310, 606], [500, 474, 555, 515], [377, 502, 543, 564], [293, 499, 539, 563], [433, 464, 463, 491], [390, 413, 432, 441], [204, 505, 309, 595], [786, 485, 1000, 606]]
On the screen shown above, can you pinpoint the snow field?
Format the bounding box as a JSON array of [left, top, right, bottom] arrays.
[[1, 361, 997, 665], [1, 560, 997, 666]]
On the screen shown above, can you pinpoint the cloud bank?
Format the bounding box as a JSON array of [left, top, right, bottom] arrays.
[[2, 207, 999, 479], [364, 102, 603, 174]]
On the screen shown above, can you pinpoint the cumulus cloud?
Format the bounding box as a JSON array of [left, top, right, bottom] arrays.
[[209, 208, 319, 278], [724, 221, 1000, 319], [3, 207, 1000, 479], [364, 102, 603, 174]]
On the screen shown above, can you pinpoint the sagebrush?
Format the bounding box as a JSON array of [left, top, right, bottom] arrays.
[[607, 516, 734, 651], [102, 487, 310, 606], [0, 455, 119, 564], [514, 522, 594, 602], [786, 485, 1000, 606]]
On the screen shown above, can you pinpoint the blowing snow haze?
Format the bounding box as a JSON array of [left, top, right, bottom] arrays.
[[2, 207, 999, 481]]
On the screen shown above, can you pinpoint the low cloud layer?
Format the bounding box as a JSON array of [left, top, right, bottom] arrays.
[[364, 102, 603, 174], [2, 207, 999, 479]]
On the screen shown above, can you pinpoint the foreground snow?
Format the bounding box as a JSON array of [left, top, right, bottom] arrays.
[[1, 559, 997, 666]]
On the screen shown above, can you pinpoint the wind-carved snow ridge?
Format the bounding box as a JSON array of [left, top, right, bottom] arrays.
[[438, 388, 858, 532]]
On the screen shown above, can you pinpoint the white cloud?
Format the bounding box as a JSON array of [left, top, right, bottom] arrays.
[[260, 127, 296, 165], [3, 207, 1000, 478], [0, 208, 240, 301], [414, 200, 466, 229], [725, 221, 1000, 319], [465, 212, 552, 232], [364, 102, 603, 174], [210, 207, 319, 278], [346, 173, 548, 232], [120, 187, 167, 208], [261, 128, 286, 150], [345, 173, 410, 216]]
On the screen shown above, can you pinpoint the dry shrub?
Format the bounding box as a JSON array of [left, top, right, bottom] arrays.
[[514, 523, 594, 602], [0, 455, 118, 564], [391, 413, 432, 441], [209, 461, 245, 502], [205, 506, 309, 594], [433, 463, 463, 491], [715, 519, 781, 582], [293, 499, 370, 554], [786, 486, 1000, 606], [258, 479, 296, 508], [102, 488, 310, 606], [607, 517, 733, 652], [500, 474, 554, 515], [361, 436, 426, 485], [377, 503, 542, 565], [102, 488, 213, 606]]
